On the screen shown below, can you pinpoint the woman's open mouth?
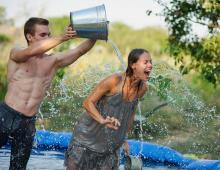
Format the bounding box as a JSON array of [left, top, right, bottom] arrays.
[[144, 70, 151, 77]]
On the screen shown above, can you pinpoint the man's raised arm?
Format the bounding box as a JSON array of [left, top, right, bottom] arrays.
[[10, 27, 76, 62], [54, 39, 96, 68]]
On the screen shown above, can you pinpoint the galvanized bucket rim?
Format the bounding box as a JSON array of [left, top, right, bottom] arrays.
[[69, 4, 108, 41]]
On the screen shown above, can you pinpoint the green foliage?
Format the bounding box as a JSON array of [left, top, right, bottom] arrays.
[[149, 75, 172, 100], [174, 123, 220, 159], [0, 13, 9, 101], [186, 71, 220, 102], [48, 16, 73, 80], [0, 14, 219, 159], [156, 0, 220, 85], [108, 22, 168, 57], [0, 6, 11, 44], [130, 62, 219, 159], [56, 68, 65, 80], [48, 16, 81, 45], [0, 34, 10, 43], [48, 16, 69, 36], [0, 6, 6, 25], [0, 63, 7, 101], [183, 154, 199, 160], [0, 6, 13, 26]]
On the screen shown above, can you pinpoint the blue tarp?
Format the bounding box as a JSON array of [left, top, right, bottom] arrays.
[[35, 130, 220, 170]]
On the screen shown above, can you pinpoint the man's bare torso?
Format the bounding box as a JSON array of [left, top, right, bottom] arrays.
[[5, 54, 57, 117]]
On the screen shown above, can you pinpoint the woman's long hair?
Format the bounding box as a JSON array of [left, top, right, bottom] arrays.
[[126, 48, 149, 77]]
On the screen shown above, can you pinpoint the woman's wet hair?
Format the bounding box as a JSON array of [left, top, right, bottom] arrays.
[[24, 17, 49, 44], [126, 48, 149, 76]]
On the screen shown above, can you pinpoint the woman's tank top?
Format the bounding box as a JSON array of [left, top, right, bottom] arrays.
[[73, 75, 139, 153]]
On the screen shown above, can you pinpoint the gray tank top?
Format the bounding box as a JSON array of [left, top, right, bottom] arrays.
[[73, 77, 139, 153]]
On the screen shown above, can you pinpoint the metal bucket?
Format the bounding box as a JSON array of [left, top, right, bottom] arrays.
[[70, 4, 108, 40], [124, 155, 143, 170]]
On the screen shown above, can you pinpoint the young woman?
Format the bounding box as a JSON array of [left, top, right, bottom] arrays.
[[65, 48, 152, 170]]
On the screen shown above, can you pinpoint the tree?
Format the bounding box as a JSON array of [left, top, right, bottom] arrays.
[[0, 6, 6, 25], [154, 0, 220, 85], [0, 6, 11, 101], [0, 6, 11, 44]]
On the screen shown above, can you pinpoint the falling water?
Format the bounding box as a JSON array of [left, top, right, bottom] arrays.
[[137, 102, 145, 154], [108, 38, 145, 157], [38, 39, 219, 160], [108, 39, 126, 70], [106, 40, 218, 159], [38, 108, 46, 131]]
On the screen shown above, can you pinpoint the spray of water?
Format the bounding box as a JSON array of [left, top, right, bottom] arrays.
[[107, 41, 218, 158], [39, 39, 218, 158], [108, 39, 146, 157]]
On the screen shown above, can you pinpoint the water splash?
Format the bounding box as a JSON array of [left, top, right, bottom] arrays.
[[148, 62, 216, 128], [39, 40, 219, 159], [38, 109, 46, 131], [137, 102, 145, 155]]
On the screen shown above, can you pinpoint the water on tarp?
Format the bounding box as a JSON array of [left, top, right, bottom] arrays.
[[0, 148, 180, 170], [8, 38, 215, 170]]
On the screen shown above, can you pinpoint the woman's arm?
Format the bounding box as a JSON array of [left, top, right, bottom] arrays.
[[83, 74, 121, 129]]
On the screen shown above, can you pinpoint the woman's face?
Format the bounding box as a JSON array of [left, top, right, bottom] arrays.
[[132, 52, 152, 81]]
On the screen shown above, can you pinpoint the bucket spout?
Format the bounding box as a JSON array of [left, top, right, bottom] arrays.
[[70, 4, 109, 41]]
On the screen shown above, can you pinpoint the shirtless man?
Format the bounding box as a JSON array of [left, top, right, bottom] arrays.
[[0, 17, 96, 170]]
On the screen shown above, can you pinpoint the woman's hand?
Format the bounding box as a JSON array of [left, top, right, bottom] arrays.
[[100, 116, 121, 130]]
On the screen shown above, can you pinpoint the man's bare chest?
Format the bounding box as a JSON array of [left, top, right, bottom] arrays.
[[15, 57, 55, 78]]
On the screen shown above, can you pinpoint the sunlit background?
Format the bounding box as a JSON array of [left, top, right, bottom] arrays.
[[0, 0, 219, 164]]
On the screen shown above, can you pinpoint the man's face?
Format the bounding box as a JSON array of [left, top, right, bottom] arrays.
[[28, 24, 50, 44]]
